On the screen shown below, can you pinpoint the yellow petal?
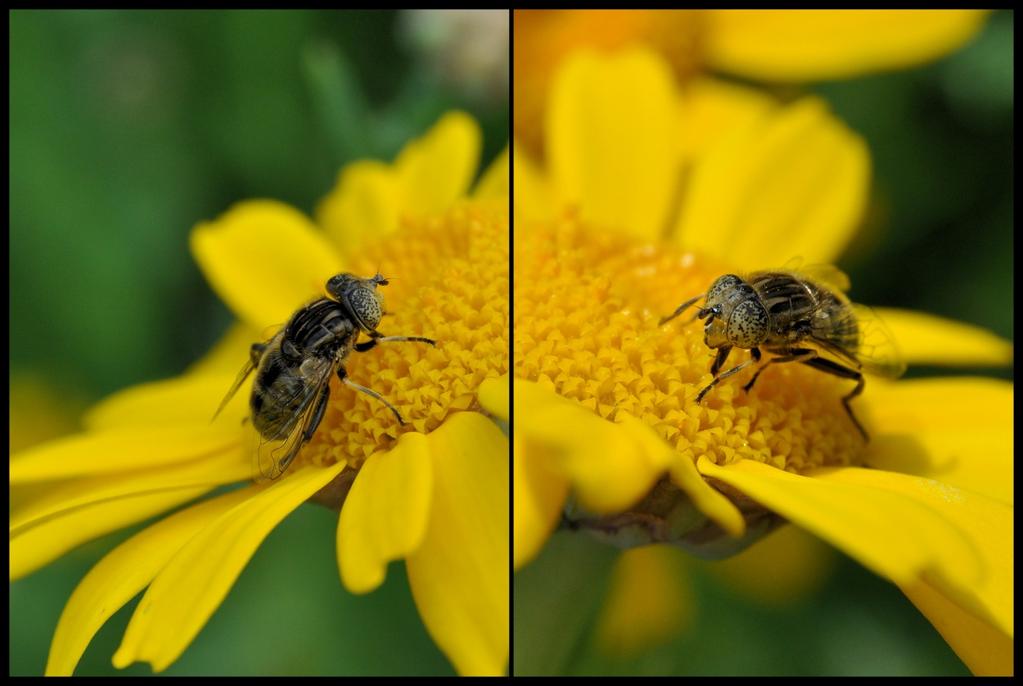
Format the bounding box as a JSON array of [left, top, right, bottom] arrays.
[[337, 433, 433, 594], [191, 200, 343, 331], [664, 439, 746, 538], [395, 110, 481, 215], [814, 466, 1012, 639], [316, 159, 401, 257], [901, 578, 1013, 676], [44, 488, 253, 676], [477, 373, 509, 422], [678, 77, 777, 162], [514, 435, 568, 570], [113, 462, 345, 672], [185, 322, 264, 377], [512, 141, 552, 232], [547, 48, 678, 240], [10, 446, 249, 536], [513, 10, 700, 157], [474, 147, 509, 200], [83, 374, 243, 431], [594, 545, 694, 658], [704, 10, 989, 81], [676, 97, 869, 269], [11, 486, 209, 583], [614, 412, 746, 538], [873, 308, 1013, 367], [866, 378, 1013, 504], [10, 424, 241, 483], [516, 379, 666, 514], [318, 111, 481, 256], [406, 412, 509, 676], [696, 459, 981, 596]]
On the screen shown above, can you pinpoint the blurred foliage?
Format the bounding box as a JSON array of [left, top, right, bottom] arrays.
[[10, 9, 508, 404], [9, 9, 506, 676], [9, 375, 89, 453], [515, 532, 970, 676]]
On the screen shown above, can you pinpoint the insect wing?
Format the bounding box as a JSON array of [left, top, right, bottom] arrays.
[[253, 356, 336, 480], [213, 358, 258, 422], [842, 304, 907, 379], [779, 257, 852, 294], [212, 331, 284, 422]]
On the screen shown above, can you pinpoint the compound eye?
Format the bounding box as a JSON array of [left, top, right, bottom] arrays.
[[326, 273, 355, 300], [707, 274, 744, 303], [347, 286, 383, 330], [727, 299, 768, 348]]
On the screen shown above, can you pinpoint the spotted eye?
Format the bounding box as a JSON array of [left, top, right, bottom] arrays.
[[347, 286, 383, 331], [727, 299, 768, 348], [707, 274, 743, 303], [326, 273, 356, 300]]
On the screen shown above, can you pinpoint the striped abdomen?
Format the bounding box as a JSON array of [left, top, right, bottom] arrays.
[[250, 299, 356, 437]]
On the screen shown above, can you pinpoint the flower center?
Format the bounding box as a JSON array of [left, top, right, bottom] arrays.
[[516, 215, 866, 474], [299, 201, 508, 472]]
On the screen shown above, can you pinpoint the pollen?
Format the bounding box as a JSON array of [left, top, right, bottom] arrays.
[[515, 215, 864, 473], [301, 201, 508, 470]]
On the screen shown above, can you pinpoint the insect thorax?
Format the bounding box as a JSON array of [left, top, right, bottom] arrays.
[[747, 272, 858, 349], [284, 299, 357, 358]]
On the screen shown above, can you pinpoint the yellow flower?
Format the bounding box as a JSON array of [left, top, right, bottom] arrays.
[[513, 9, 989, 154], [513, 49, 1012, 675], [10, 111, 510, 676]]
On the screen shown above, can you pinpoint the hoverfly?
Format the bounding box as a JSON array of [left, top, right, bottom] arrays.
[[214, 272, 435, 479], [659, 263, 905, 439]]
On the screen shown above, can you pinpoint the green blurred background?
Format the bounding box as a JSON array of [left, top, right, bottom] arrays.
[[513, 9, 1013, 677], [10, 9, 508, 676]]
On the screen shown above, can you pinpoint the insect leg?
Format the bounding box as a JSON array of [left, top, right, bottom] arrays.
[[697, 349, 760, 404], [249, 342, 267, 365], [355, 335, 437, 353], [337, 366, 406, 425], [800, 357, 868, 441], [742, 347, 817, 393], [302, 384, 331, 443], [710, 346, 733, 376]]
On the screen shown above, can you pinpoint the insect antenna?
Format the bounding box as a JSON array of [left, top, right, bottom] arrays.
[[659, 294, 705, 327], [371, 263, 390, 286]]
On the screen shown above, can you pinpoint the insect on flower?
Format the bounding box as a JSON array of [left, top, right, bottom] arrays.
[[214, 272, 436, 479], [659, 263, 905, 439]]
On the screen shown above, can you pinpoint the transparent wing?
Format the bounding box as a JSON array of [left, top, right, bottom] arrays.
[[253, 357, 336, 481], [814, 303, 906, 379], [213, 358, 257, 422], [212, 331, 283, 422], [850, 304, 907, 378], [779, 257, 852, 294]]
